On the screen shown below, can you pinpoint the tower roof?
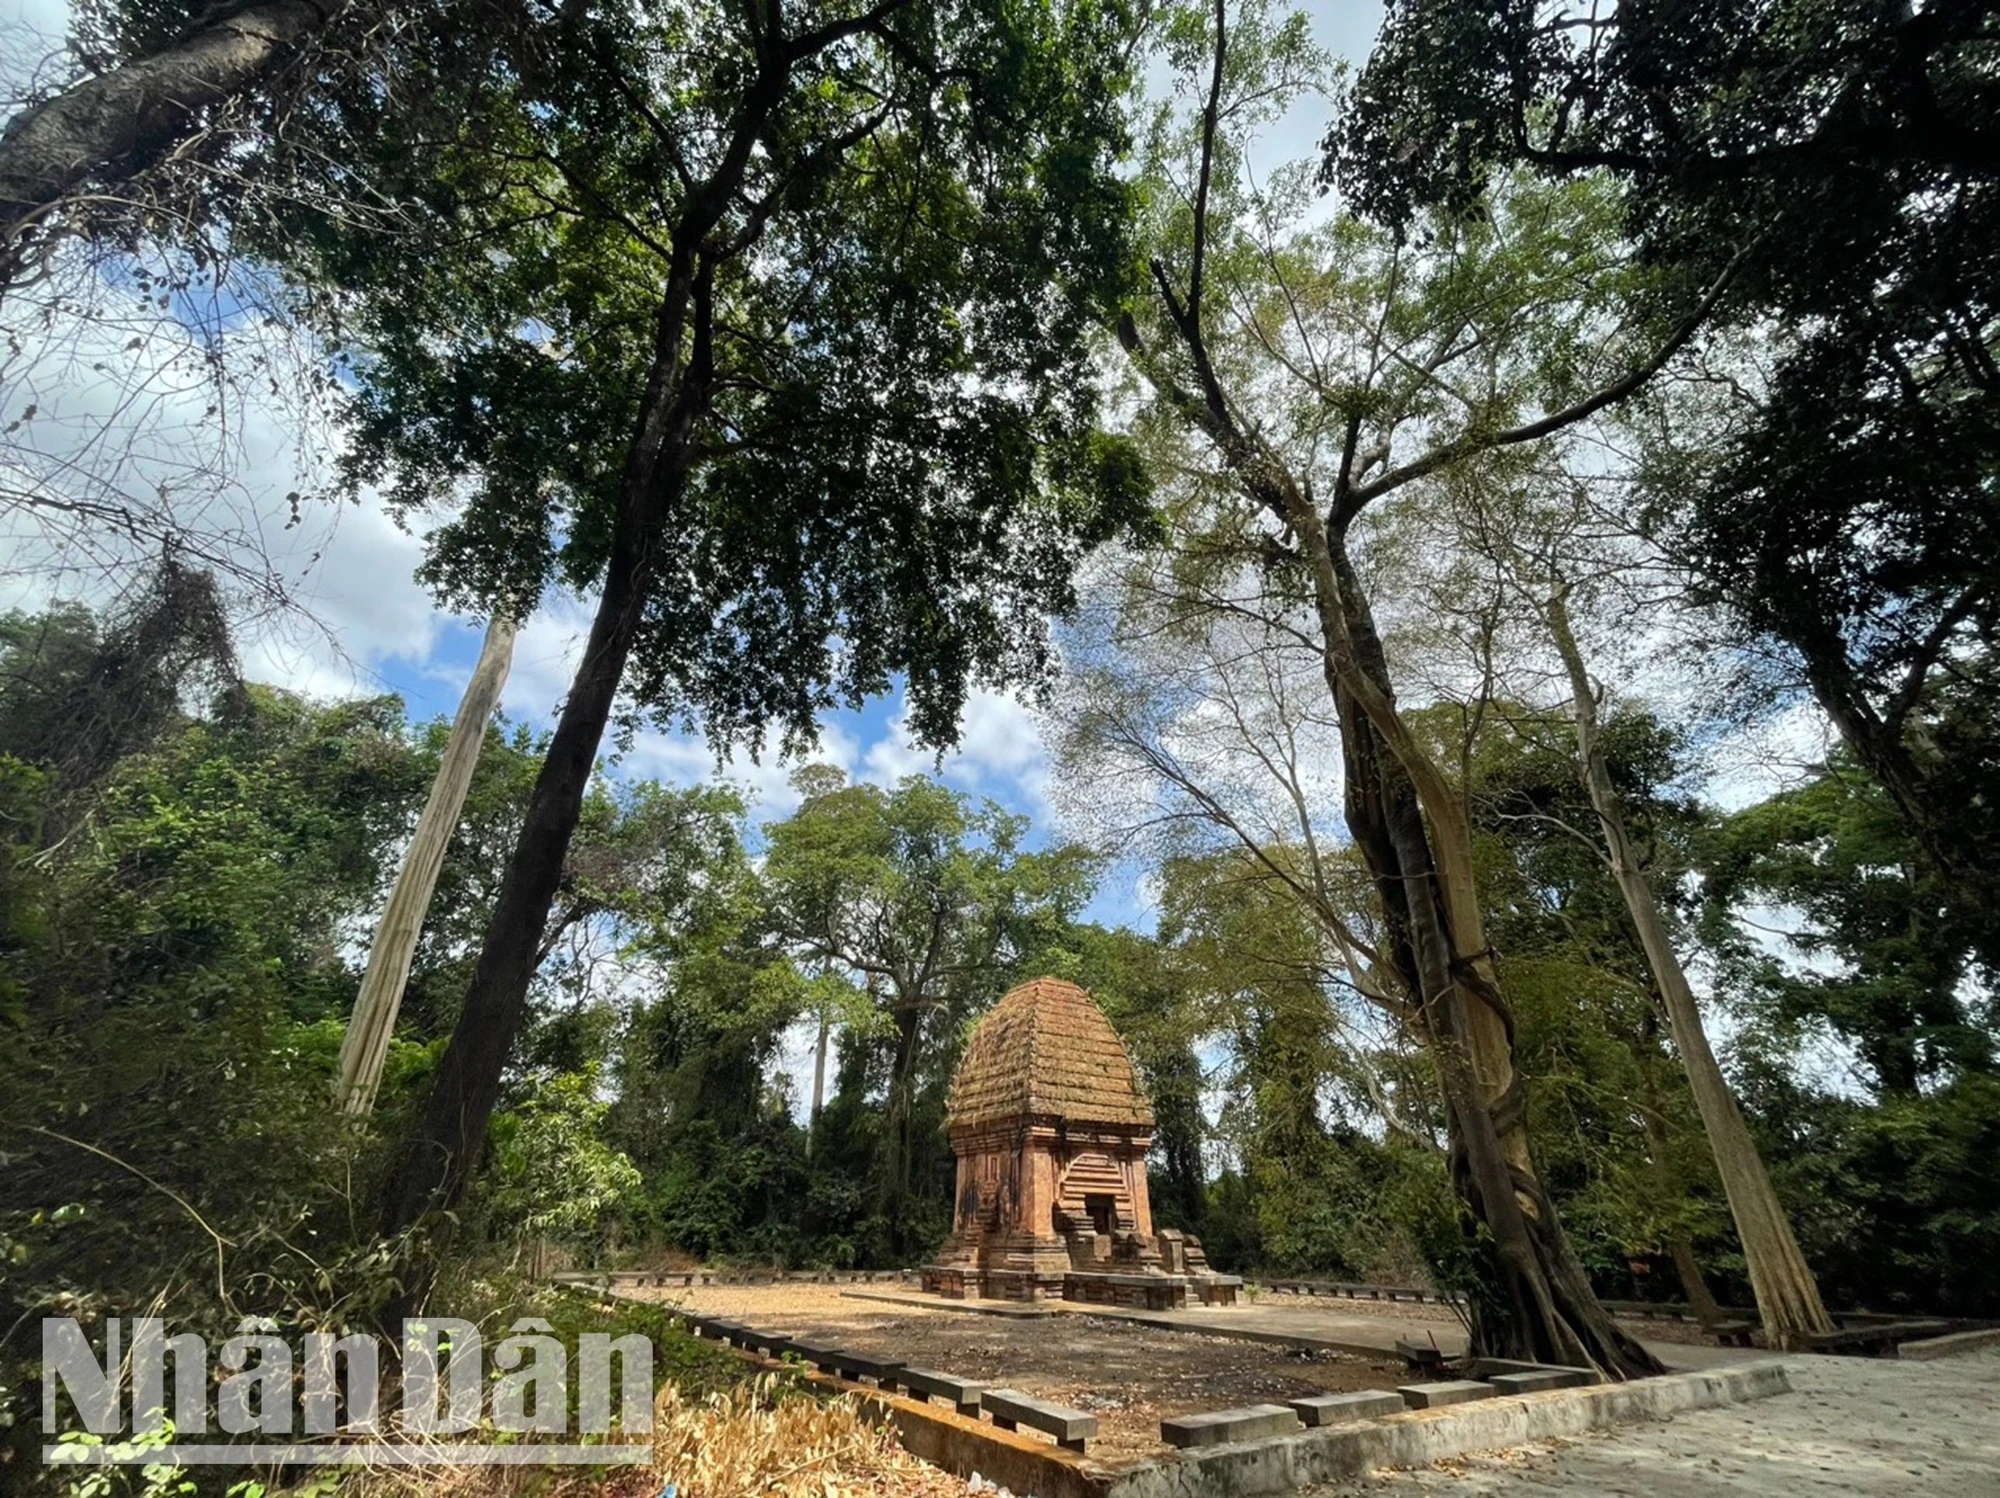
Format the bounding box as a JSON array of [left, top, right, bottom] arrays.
[[948, 976, 1154, 1131]]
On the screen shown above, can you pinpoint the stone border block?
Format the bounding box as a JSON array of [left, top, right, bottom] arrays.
[[1161, 1405, 1301, 1449], [1899, 1326, 2000, 1360], [900, 1366, 986, 1414], [1288, 1391, 1405, 1426], [1399, 1379, 1495, 1409], [984, 1387, 1100, 1453]]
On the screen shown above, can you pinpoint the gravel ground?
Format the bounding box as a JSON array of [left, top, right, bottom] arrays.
[[630, 1284, 1408, 1461], [1310, 1348, 2000, 1497]]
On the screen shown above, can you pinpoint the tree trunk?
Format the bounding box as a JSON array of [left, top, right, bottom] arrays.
[[1796, 633, 2000, 970], [1666, 1228, 1725, 1325], [1299, 513, 1661, 1377], [378, 277, 706, 1236], [1546, 587, 1834, 1349], [1, 0, 336, 283], [373, 23, 812, 1241], [336, 613, 515, 1119], [1633, 1039, 1727, 1323], [807, 1003, 830, 1162], [881, 1001, 923, 1251]]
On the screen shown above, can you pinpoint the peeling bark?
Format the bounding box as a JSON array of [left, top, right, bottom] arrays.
[[336, 613, 515, 1119]]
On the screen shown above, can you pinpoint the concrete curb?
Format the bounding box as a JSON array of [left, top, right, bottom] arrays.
[[840, 1355, 1794, 1498], [1898, 1326, 2000, 1361], [1095, 1360, 1794, 1498]]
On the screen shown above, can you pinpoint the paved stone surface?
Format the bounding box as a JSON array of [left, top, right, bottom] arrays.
[[1310, 1349, 2000, 1497]]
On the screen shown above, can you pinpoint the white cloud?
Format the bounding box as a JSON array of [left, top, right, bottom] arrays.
[[0, 256, 472, 707], [611, 716, 861, 821], [859, 687, 1055, 814]]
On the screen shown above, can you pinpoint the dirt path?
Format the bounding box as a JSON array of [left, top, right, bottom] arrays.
[[1308, 1349, 2000, 1497]]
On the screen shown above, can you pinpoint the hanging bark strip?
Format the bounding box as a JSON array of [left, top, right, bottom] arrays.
[[336, 613, 516, 1119]]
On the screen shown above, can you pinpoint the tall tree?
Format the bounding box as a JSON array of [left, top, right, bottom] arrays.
[[1103, 0, 1764, 1373], [272, 0, 1151, 1232], [1540, 591, 1831, 1343], [1434, 462, 1837, 1345]]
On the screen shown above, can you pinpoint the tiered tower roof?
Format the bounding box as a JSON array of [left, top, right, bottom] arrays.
[[947, 976, 1153, 1130]]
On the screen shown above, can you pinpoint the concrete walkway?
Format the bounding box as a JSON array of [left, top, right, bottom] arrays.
[[1310, 1348, 2000, 1497]]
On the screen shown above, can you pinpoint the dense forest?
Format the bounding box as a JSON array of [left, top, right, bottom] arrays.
[[2, 0, 1996, 1474]]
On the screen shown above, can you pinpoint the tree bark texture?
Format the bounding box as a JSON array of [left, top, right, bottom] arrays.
[[1296, 508, 1661, 1377], [336, 613, 515, 1119], [1, 0, 336, 281], [1546, 588, 1834, 1349]]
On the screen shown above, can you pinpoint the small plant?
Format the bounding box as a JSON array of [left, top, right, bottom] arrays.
[[48, 1418, 194, 1498]]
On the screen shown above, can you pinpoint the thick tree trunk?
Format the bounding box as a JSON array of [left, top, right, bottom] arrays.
[[1, 0, 336, 282], [1299, 514, 1659, 1377], [337, 613, 515, 1119], [1546, 588, 1834, 1349], [379, 281, 704, 1235]]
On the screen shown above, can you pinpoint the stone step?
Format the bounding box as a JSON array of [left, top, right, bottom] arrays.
[[1399, 1380, 1495, 1410], [899, 1367, 985, 1415], [982, 1388, 1099, 1452], [1161, 1404, 1301, 1448], [1287, 1391, 1406, 1426]]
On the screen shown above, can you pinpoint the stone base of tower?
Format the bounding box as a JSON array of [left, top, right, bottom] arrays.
[[919, 1264, 1244, 1308]]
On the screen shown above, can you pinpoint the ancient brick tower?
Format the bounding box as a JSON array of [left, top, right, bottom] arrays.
[[924, 976, 1165, 1301]]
